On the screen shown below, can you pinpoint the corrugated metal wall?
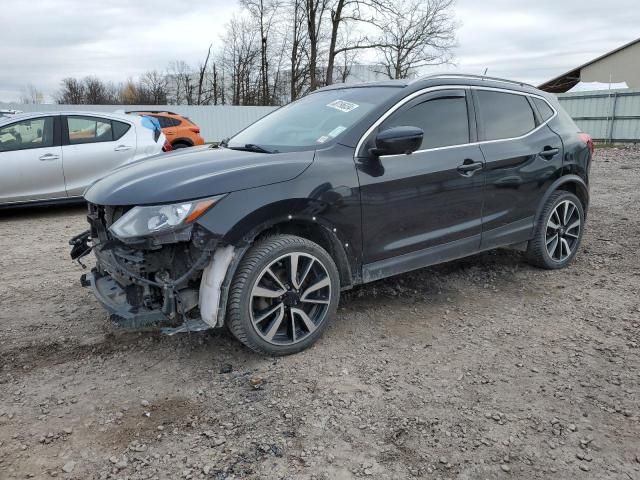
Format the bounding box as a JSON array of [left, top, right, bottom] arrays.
[[6, 89, 640, 143], [557, 88, 640, 142], [2, 104, 278, 143]]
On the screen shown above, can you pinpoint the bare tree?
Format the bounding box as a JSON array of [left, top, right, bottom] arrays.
[[325, 0, 386, 85], [241, 0, 281, 105], [20, 84, 44, 104], [221, 16, 261, 105], [168, 60, 195, 105], [50, 0, 457, 106], [141, 70, 169, 104], [195, 45, 213, 105], [83, 77, 118, 104], [304, 0, 329, 91], [287, 0, 310, 101], [374, 0, 456, 79], [57, 78, 86, 104]]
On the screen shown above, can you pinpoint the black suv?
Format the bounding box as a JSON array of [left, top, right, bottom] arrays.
[[71, 74, 593, 355]]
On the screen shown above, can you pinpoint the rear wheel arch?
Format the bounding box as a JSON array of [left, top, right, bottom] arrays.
[[172, 138, 194, 148], [536, 175, 589, 223]]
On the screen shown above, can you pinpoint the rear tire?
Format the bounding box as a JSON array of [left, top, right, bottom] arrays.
[[172, 142, 190, 149], [227, 235, 340, 356], [526, 191, 584, 269]]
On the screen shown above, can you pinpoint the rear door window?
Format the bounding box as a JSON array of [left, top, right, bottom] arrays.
[[476, 90, 536, 141], [67, 116, 113, 144]]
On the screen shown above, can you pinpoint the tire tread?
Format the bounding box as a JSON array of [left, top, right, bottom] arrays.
[[226, 234, 338, 355], [526, 191, 583, 269]]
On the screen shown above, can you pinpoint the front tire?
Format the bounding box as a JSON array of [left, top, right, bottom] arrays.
[[227, 235, 340, 355], [526, 191, 585, 269]]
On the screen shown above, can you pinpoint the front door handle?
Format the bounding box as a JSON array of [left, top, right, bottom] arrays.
[[457, 159, 483, 176], [114, 145, 133, 152], [539, 146, 560, 159], [39, 153, 60, 161]]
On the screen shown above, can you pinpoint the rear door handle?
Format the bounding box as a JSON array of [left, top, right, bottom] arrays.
[[114, 145, 133, 151], [39, 153, 59, 161], [457, 159, 483, 176], [539, 147, 560, 159]]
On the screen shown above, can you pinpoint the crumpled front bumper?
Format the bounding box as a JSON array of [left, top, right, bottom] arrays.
[[81, 269, 169, 329]]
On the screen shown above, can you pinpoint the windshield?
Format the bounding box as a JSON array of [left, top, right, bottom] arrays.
[[227, 87, 399, 152]]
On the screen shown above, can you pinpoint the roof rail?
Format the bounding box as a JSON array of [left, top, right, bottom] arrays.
[[412, 73, 535, 88], [125, 110, 179, 115]]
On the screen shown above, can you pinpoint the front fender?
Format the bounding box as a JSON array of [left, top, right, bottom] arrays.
[[195, 146, 363, 283]]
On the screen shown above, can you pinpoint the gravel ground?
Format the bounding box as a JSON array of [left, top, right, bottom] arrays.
[[1, 147, 639, 480]]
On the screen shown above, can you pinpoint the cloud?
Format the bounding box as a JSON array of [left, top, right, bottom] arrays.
[[0, 0, 638, 101], [0, 0, 238, 101], [429, 0, 640, 85]]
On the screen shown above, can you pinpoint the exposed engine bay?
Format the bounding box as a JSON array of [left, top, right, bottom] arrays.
[[70, 203, 231, 333]]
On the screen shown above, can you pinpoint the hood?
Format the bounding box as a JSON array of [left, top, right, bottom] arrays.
[[84, 146, 314, 206]]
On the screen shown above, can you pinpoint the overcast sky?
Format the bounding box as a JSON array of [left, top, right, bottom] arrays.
[[1, 0, 638, 102]]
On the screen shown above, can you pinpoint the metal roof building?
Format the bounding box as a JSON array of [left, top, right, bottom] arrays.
[[539, 37, 640, 93]]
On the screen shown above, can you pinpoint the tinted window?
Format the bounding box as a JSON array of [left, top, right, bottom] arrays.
[[383, 96, 469, 149], [112, 120, 131, 140], [476, 90, 536, 141], [152, 115, 177, 128], [532, 97, 555, 121], [67, 116, 113, 144], [0, 117, 55, 152]]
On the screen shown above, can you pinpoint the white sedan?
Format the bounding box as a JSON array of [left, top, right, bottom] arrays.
[[0, 111, 168, 207]]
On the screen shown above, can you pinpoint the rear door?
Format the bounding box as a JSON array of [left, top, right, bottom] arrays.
[[0, 115, 66, 204], [473, 89, 564, 249], [61, 115, 136, 197]]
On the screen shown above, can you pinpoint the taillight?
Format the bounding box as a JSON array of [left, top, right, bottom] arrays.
[[578, 133, 594, 155], [162, 140, 173, 152], [189, 127, 200, 134]]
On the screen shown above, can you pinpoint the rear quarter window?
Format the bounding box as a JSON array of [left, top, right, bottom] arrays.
[[112, 120, 131, 140], [532, 97, 555, 122]]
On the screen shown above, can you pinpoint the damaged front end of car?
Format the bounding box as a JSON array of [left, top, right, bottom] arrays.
[[70, 198, 234, 334]]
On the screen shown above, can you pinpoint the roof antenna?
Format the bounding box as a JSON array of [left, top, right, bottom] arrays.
[[482, 67, 489, 78]]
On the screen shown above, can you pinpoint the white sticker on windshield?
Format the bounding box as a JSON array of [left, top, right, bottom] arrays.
[[326, 100, 359, 113], [316, 135, 330, 144], [328, 126, 347, 138]]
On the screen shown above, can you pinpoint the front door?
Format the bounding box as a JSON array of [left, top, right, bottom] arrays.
[[357, 89, 485, 279], [0, 115, 66, 204]]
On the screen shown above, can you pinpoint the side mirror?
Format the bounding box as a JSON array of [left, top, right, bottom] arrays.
[[370, 126, 424, 157]]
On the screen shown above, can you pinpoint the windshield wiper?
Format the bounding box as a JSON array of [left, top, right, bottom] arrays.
[[228, 143, 275, 154]]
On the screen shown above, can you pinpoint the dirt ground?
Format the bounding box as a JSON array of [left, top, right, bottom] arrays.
[[1, 147, 639, 480]]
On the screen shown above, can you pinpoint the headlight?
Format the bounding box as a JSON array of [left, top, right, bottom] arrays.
[[109, 195, 225, 240]]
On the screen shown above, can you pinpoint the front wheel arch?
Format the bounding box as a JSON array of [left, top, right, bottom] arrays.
[[242, 218, 354, 290]]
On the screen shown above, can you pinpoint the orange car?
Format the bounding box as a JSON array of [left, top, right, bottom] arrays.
[[126, 111, 205, 149]]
